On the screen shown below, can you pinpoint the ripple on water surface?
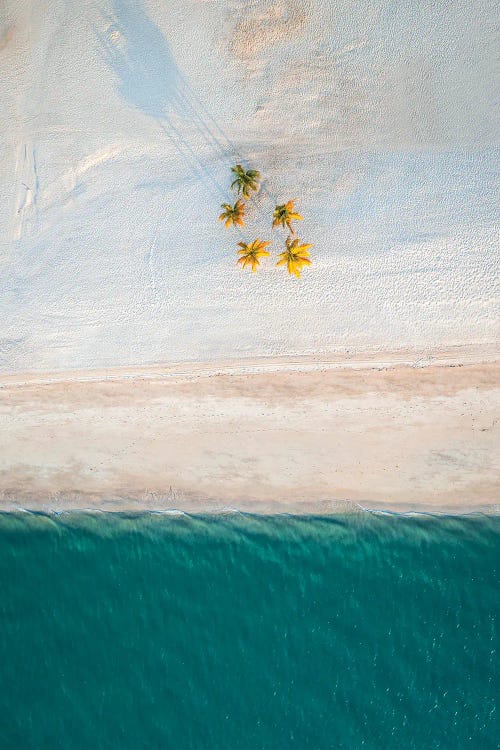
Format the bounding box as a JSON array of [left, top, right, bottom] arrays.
[[0, 510, 498, 749]]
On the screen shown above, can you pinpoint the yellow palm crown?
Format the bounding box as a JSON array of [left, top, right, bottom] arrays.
[[237, 238, 271, 273], [276, 236, 312, 278], [219, 199, 246, 228], [272, 199, 303, 234], [230, 164, 261, 199]]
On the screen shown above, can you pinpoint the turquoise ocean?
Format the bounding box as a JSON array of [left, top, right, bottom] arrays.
[[0, 511, 498, 749]]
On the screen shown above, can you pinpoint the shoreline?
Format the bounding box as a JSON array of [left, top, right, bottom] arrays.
[[1, 349, 499, 514], [1, 506, 499, 518], [1, 343, 498, 387]]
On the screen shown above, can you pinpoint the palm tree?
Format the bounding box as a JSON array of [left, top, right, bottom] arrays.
[[272, 199, 303, 234], [219, 199, 246, 228], [237, 238, 271, 272], [230, 164, 261, 198], [276, 236, 312, 278]]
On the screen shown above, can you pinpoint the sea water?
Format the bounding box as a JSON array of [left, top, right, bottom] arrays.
[[0, 511, 497, 749]]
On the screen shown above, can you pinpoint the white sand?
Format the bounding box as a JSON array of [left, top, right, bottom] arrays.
[[1, 351, 498, 513], [0, 1, 498, 373]]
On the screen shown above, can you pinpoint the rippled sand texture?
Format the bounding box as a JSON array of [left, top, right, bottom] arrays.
[[0, 0, 498, 371]]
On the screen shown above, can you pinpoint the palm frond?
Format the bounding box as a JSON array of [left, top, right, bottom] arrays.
[[230, 164, 261, 198], [276, 236, 313, 278], [272, 199, 303, 235], [236, 238, 271, 272]]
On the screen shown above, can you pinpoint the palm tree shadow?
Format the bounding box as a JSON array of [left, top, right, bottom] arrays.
[[97, 0, 186, 120], [95, 0, 277, 211], [97, 0, 234, 202]]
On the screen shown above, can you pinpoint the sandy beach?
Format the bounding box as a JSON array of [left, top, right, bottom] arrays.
[[1, 2, 498, 515], [1, 349, 498, 514]]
